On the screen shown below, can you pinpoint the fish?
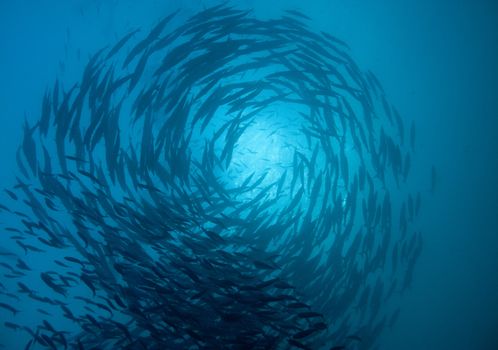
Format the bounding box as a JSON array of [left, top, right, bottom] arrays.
[[4, 189, 18, 200], [40, 272, 67, 297], [3, 321, 21, 330], [284, 9, 312, 20], [0, 5, 425, 350], [0, 302, 19, 315], [21, 120, 38, 175], [106, 28, 141, 59], [293, 327, 321, 339]]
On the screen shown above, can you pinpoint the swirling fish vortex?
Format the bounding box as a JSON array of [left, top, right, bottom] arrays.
[[3, 5, 423, 350]]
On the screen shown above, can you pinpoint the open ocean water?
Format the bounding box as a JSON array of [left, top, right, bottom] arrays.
[[0, 1, 497, 349]]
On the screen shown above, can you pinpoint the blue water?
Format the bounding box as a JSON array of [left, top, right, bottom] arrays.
[[0, 1, 497, 349]]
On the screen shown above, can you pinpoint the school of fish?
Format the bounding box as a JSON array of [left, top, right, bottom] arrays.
[[0, 5, 426, 350]]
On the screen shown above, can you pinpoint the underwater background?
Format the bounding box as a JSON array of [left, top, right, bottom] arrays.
[[0, 0, 497, 349]]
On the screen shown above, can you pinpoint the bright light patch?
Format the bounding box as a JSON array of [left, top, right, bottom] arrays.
[[227, 117, 294, 198]]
